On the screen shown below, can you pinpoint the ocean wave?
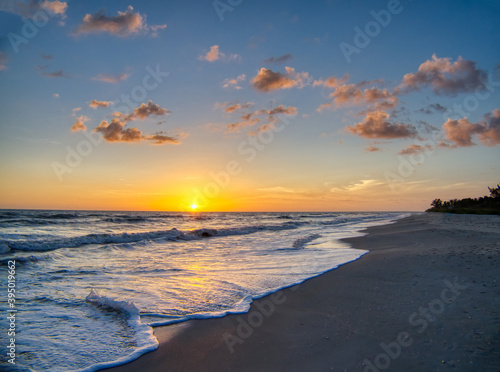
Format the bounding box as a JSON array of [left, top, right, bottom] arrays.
[[292, 233, 322, 249], [0, 221, 303, 253]]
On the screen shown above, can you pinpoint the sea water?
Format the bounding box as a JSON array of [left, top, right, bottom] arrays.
[[0, 210, 408, 371]]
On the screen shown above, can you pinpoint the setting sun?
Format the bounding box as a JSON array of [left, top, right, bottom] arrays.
[[190, 204, 198, 210]]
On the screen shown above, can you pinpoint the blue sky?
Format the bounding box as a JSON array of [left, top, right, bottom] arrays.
[[0, 0, 499, 211]]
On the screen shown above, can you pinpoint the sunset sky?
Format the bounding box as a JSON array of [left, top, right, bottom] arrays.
[[0, 0, 499, 212]]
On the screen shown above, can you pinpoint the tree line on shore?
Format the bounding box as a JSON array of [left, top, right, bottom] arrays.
[[426, 184, 500, 215]]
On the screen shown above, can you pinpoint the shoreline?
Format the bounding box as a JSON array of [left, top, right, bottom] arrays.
[[105, 213, 500, 372]]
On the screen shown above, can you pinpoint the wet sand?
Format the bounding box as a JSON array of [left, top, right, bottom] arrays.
[[106, 213, 500, 372]]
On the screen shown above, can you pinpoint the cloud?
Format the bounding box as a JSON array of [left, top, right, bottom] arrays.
[[330, 179, 384, 193], [74, 6, 147, 37], [225, 104, 297, 133], [150, 24, 167, 37], [251, 66, 311, 92], [365, 146, 381, 152], [92, 72, 130, 83], [0, 52, 8, 70], [346, 111, 418, 139], [317, 82, 398, 112], [222, 74, 246, 89], [313, 74, 349, 88], [396, 54, 487, 95], [441, 109, 500, 147], [478, 109, 500, 146], [418, 103, 448, 114], [89, 100, 113, 109], [94, 118, 181, 144], [121, 100, 172, 121], [199, 45, 241, 62], [441, 118, 484, 147], [41, 0, 67, 17], [216, 102, 254, 113], [398, 144, 433, 155], [0, 0, 67, 19], [72, 101, 180, 145], [37, 65, 67, 78], [263, 54, 293, 64], [71, 115, 89, 132]]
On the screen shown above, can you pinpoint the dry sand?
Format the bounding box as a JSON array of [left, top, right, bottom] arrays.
[[106, 213, 500, 372]]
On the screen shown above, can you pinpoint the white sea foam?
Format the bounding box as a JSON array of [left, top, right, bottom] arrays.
[[0, 211, 410, 372]]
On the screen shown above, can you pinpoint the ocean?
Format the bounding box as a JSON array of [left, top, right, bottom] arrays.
[[0, 210, 408, 371]]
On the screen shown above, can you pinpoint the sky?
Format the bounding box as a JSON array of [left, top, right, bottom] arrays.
[[0, 0, 499, 212]]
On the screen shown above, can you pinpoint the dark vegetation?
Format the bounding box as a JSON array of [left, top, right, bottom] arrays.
[[426, 184, 500, 215]]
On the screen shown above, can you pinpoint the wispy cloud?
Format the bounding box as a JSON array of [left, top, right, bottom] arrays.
[[92, 72, 130, 83], [398, 144, 433, 155], [263, 53, 293, 64], [225, 104, 297, 133], [1, 0, 68, 19], [37, 65, 67, 78], [199, 45, 241, 62], [89, 100, 113, 109], [222, 74, 246, 89], [418, 103, 448, 114]]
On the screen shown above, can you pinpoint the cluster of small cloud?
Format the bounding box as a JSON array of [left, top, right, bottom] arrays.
[[222, 74, 246, 90], [73, 5, 166, 37], [71, 100, 183, 145], [216, 102, 297, 134], [199, 45, 241, 62], [210, 54, 497, 153]]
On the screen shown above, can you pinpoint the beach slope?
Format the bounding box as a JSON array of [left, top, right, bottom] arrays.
[[106, 213, 500, 372]]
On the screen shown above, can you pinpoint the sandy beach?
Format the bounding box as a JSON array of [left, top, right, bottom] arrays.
[[106, 213, 500, 372]]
